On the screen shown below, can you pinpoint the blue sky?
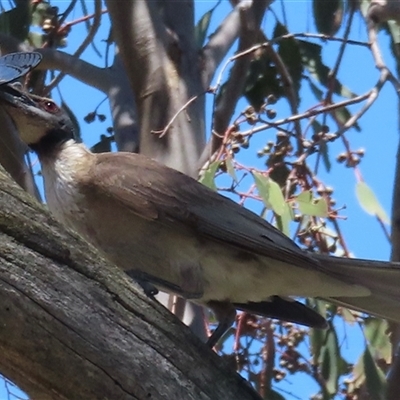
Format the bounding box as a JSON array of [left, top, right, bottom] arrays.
[[1, 1, 398, 399]]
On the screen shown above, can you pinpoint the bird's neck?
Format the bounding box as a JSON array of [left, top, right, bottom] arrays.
[[38, 138, 93, 175], [30, 128, 76, 159], [38, 138, 93, 227]]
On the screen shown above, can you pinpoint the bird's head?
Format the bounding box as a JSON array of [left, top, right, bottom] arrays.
[[0, 83, 75, 154]]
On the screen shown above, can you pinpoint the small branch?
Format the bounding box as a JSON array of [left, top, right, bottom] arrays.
[[211, 0, 270, 153], [376, 215, 391, 243], [38, 48, 112, 93], [239, 92, 372, 137], [202, 0, 250, 88], [45, 0, 104, 93], [151, 91, 209, 138], [214, 33, 369, 88], [333, 71, 388, 139], [264, 43, 302, 152], [58, 0, 79, 26], [326, 3, 356, 102]]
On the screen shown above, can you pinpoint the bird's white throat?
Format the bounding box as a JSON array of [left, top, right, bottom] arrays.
[[39, 139, 93, 227]]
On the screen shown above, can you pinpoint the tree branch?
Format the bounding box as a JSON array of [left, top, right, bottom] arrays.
[[106, 0, 206, 177], [202, 0, 250, 87], [199, 1, 270, 167], [109, 50, 140, 152], [45, 0, 103, 92], [0, 166, 262, 400], [37, 48, 112, 93]]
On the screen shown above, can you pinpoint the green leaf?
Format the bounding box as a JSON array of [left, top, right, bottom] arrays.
[[350, 353, 366, 392], [340, 307, 357, 324], [307, 77, 324, 101], [273, 22, 303, 104], [319, 140, 331, 173], [319, 326, 340, 396], [244, 52, 283, 109], [0, 2, 31, 41], [312, 120, 331, 172], [253, 172, 286, 216], [333, 106, 361, 132], [355, 181, 389, 224], [28, 31, 44, 48], [199, 161, 220, 190], [313, 0, 344, 35], [308, 299, 327, 363], [299, 41, 357, 99], [225, 156, 237, 182], [387, 20, 400, 45], [276, 202, 294, 236], [364, 318, 392, 363], [194, 0, 221, 48], [31, 2, 50, 27], [363, 345, 387, 400], [296, 191, 329, 217]]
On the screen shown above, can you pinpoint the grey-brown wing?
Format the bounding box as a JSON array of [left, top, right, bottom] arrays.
[[86, 152, 316, 270]]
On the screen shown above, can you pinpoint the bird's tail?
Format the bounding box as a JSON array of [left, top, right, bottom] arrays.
[[313, 254, 400, 322]]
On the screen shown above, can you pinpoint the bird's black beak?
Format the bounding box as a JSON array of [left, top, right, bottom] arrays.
[[0, 83, 36, 109]]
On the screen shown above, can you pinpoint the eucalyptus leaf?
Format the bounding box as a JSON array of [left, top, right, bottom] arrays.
[[363, 345, 387, 400], [355, 181, 389, 224], [276, 202, 294, 236], [299, 41, 357, 100], [253, 172, 286, 216], [225, 156, 237, 182], [319, 326, 340, 396], [273, 22, 303, 104], [199, 161, 220, 191], [297, 191, 328, 217], [364, 318, 391, 363], [194, 0, 221, 48], [313, 0, 343, 36], [312, 120, 331, 172]]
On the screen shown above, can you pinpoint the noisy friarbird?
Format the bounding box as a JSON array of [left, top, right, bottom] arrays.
[[1, 84, 400, 347]]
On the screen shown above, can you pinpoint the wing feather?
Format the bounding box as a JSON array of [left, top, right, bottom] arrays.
[[83, 152, 316, 270]]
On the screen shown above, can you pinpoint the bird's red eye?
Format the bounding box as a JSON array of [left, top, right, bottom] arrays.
[[41, 100, 59, 113]]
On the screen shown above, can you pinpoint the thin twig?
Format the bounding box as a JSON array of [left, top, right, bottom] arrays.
[[45, 1, 105, 93], [326, 4, 356, 102], [213, 33, 370, 94], [240, 92, 371, 137], [58, 0, 78, 26], [151, 91, 209, 138]]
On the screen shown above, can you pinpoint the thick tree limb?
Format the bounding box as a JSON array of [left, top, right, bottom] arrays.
[[199, 0, 270, 167], [106, 0, 205, 177], [0, 166, 261, 400], [202, 0, 251, 88], [109, 50, 140, 152]]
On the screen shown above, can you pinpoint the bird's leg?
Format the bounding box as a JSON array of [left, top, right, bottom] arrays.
[[207, 301, 237, 348]]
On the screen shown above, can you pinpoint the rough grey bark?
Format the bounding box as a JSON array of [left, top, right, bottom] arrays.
[[0, 166, 262, 400], [106, 0, 205, 177]]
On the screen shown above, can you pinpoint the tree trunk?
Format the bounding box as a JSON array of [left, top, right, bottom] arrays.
[[0, 167, 261, 400]]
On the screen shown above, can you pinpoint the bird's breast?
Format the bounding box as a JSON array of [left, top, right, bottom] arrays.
[[41, 156, 90, 229]]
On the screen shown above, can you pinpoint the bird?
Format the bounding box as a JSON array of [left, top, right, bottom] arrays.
[[0, 82, 400, 347]]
